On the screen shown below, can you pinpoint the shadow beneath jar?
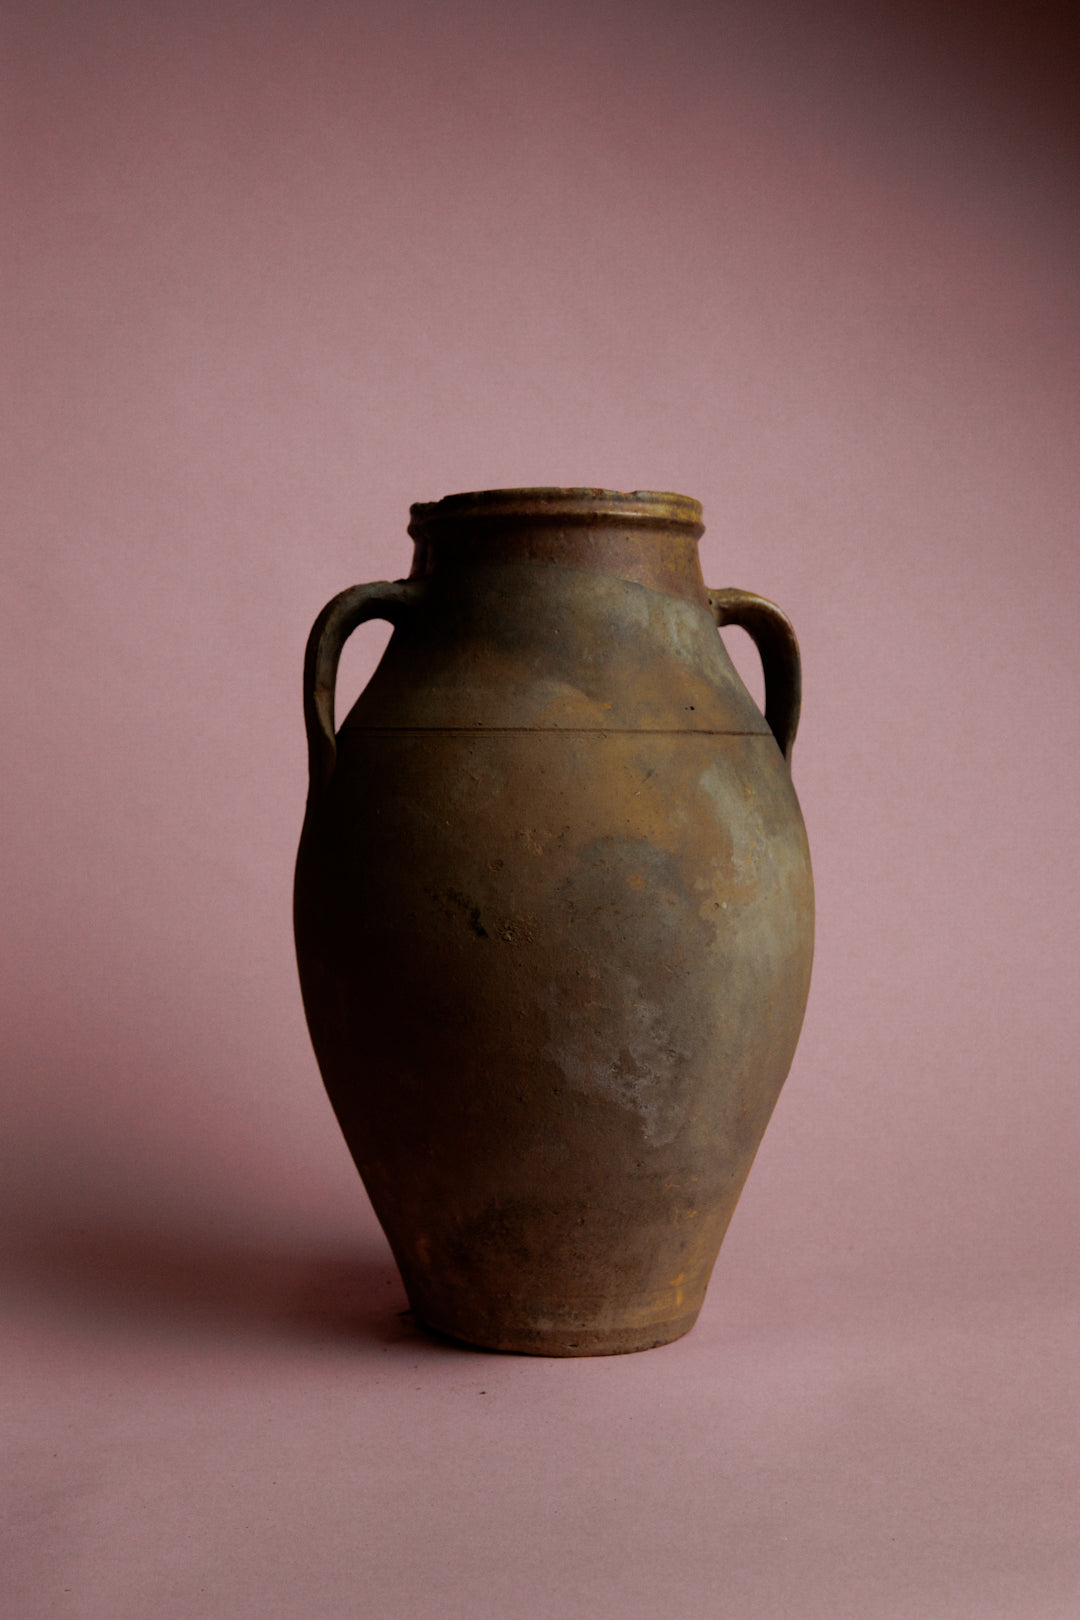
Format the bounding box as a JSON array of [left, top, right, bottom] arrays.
[[0, 1208, 419, 1351]]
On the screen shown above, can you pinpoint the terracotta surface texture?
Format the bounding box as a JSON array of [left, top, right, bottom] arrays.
[[295, 492, 813, 1353]]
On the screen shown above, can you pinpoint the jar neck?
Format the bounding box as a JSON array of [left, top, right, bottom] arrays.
[[406, 488, 710, 608]]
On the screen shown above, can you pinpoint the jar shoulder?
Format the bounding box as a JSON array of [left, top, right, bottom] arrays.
[[339, 563, 771, 736]]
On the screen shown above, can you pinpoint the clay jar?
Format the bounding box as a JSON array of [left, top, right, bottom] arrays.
[[294, 488, 813, 1355]]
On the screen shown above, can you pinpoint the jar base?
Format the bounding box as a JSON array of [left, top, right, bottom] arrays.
[[412, 1305, 704, 1358]]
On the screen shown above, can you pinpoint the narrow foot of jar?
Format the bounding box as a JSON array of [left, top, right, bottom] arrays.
[[414, 1307, 704, 1357]]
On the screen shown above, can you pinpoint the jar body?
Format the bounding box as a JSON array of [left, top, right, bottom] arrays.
[[295, 497, 813, 1355]]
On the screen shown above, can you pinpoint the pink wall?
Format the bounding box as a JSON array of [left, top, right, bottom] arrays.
[[3, 3, 1079, 1612]]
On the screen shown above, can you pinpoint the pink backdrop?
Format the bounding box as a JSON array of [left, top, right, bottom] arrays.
[[4, 2, 1078, 1615]]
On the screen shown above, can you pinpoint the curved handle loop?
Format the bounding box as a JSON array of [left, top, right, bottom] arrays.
[[303, 579, 424, 800], [707, 587, 802, 765]]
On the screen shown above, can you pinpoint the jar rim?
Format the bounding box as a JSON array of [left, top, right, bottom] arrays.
[[408, 487, 703, 535]]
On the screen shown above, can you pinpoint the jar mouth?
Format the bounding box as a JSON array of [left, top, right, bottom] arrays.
[[408, 487, 703, 537]]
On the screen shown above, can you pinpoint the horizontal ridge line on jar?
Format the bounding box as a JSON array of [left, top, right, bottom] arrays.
[[335, 725, 772, 736]]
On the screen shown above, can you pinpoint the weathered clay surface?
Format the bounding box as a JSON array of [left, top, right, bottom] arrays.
[[295, 490, 813, 1355]]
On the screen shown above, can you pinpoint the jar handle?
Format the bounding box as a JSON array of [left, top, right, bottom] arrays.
[[707, 588, 802, 764], [303, 579, 424, 799]]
